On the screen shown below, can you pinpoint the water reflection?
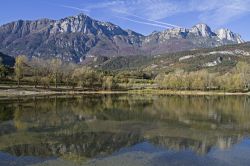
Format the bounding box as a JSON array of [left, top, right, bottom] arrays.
[[0, 94, 250, 164]]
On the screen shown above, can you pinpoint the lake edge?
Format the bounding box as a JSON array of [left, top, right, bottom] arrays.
[[0, 88, 249, 97]]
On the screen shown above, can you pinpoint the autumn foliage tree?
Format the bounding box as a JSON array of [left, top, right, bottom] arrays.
[[50, 59, 62, 88], [14, 55, 28, 87], [102, 76, 116, 90], [72, 67, 102, 89]]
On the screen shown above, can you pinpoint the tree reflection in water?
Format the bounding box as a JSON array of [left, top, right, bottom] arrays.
[[0, 94, 249, 162]]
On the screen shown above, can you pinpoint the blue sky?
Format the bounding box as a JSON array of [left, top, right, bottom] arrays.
[[0, 0, 250, 41]]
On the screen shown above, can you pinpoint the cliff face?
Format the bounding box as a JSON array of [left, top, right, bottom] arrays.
[[0, 14, 244, 62], [216, 28, 244, 43]]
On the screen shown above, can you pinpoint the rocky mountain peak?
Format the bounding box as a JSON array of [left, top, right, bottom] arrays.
[[50, 13, 92, 34], [49, 13, 131, 36], [74, 13, 89, 18], [190, 23, 215, 37], [62, 13, 91, 23], [216, 28, 244, 44]]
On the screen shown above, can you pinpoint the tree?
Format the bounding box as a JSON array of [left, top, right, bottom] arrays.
[[50, 59, 62, 88], [102, 76, 116, 90], [41, 76, 50, 88], [0, 64, 7, 79], [155, 70, 217, 91], [190, 70, 210, 90], [235, 62, 250, 90], [155, 73, 166, 89], [0, 57, 7, 79], [72, 67, 102, 89], [29, 57, 43, 87], [14, 55, 27, 87], [62, 63, 77, 88], [217, 73, 244, 92]]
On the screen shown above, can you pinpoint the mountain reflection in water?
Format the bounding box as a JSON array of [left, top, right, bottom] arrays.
[[0, 94, 250, 166]]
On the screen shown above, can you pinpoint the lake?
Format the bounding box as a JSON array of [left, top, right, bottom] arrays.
[[0, 94, 250, 166]]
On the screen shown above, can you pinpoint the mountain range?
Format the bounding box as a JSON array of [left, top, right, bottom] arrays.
[[0, 13, 244, 63]]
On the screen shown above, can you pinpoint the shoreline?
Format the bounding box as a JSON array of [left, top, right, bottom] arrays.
[[128, 89, 250, 96], [0, 87, 249, 97]]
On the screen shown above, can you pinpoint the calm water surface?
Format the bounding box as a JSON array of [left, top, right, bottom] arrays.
[[0, 94, 250, 166]]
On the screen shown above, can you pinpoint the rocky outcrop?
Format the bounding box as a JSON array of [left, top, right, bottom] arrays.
[[216, 28, 244, 44]]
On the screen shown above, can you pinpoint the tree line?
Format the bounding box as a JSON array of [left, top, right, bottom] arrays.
[[1, 55, 250, 92], [155, 62, 250, 92], [0, 55, 118, 90]]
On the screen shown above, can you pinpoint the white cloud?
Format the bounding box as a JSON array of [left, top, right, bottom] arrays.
[[83, 0, 182, 28], [189, 0, 250, 25], [58, 0, 250, 29], [83, 0, 250, 27]]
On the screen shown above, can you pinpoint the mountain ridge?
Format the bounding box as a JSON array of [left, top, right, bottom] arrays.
[[0, 13, 244, 62]]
